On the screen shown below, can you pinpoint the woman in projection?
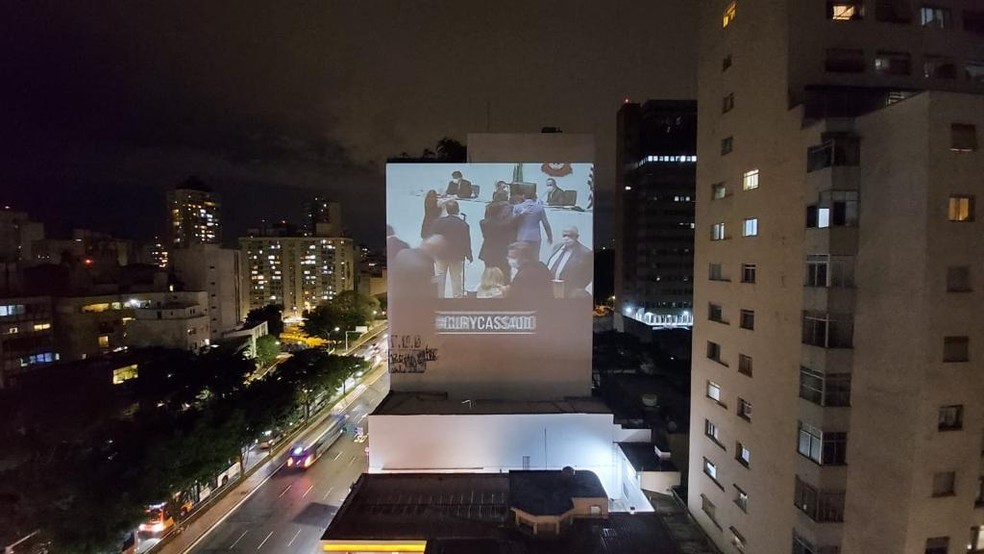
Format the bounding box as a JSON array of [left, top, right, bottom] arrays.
[[420, 189, 442, 239], [476, 267, 506, 298]]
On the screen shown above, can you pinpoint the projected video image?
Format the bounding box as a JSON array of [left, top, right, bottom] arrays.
[[386, 163, 594, 302]]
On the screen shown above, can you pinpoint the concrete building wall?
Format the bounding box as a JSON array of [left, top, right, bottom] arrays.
[[172, 244, 244, 339]]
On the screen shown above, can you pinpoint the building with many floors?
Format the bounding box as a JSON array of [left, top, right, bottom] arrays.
[[171, 244, 245, 340], [0, 296, 56, 388], [688, 1, 984, 553], [615, 100, 697, 331], [167, 180, 221, 250]]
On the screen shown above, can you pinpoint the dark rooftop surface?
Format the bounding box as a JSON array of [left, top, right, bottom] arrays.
[[509, 470, 606, 516], [373, 391, 611, 416], [322, 473, 683, 554], [618, 443, 678, 473]]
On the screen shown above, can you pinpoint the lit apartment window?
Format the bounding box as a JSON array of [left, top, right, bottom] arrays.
[[722, 54, 733, 71], [712, 182, 727, 199], [738, 354, 753, 377], [703, 457, 720, 482], [711, 223, 727, 241], [943, 336, 969, 362], [828, 1, 863, 20], [825, 48, 866, 73], [972, 527, 984, 552], [722, 93, 735, 113], [740, 263, 756, 283], [98, 335, 110, 349], [700, 494, 720, 528], [924, 55, 957, 79], [739, 309, 755, 330], [951, 124, 978, 152], [875, 51, 912, 75], [723, 1, 737, 27], [948, 195, 975, 221], [875, 0, 912, 23], [939, 405, 964, 431], [965, 10, 984, 34], [733, 485, 748, 512], [799, 367, 851, 407], [807, 191, 859, 228], [920, 6, 951, 27], [705, 419, 723, 446], [742, 169, 759, 190], [738, 398, 751, 421], [721, 136, 734, 155], [735, 442, 750, 467], [798, 422, 823, 462], [730, 526, 747, 552], [742, 218, 759, 237], [946, 266, 972, 292], [925, 537, 950, 554], [707, 381, 722, 402], [932, 471, 956, 497]]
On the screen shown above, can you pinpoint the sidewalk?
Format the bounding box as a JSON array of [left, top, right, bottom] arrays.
[[150, 363, 388, 554]]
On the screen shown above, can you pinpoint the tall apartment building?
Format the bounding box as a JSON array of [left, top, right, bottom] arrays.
[[688, 2, 984, 553], [167, 180, 221, 250], [615, 100, 697, 331], [0, 297, 56, 388], [239, 235, 355, 318]]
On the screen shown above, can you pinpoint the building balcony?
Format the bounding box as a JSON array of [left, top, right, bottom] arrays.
[[802, 285, 855, 314], [804, 226, 858, 257]]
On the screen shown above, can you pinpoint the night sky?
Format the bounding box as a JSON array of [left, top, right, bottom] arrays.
[[1, 1, 695, 248]]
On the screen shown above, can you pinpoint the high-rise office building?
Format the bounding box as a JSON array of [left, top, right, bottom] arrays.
[[688, 2, 984, 553], [615, 100, 697, 331], [167, 179, 221, 250], [304, 195, 343, 237]]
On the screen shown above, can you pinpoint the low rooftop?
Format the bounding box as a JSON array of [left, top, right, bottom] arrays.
[[373, 391, 611, 416], [618, 442, 678, 473], [509, 469, 606, 516]]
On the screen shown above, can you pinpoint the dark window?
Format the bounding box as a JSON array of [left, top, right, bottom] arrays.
[[741, 263, 756, 283], [875, 0, 912, 23], [951, 124, 978, 152], [707, 341, 723, 363], [920, 6, 951, 28], [738, 354, 753, 377], [965, 10, 984, 34], [722, 93, 735, 113], [932, 472, 956, 497], [822, 432, 848, 465], [825, 48, 866, 73], [709, 303, 725, 323], [807, 135, 860, 172], [723, 54, 733, 71], [875, 51, 912, 75], [946, 267, 971, 292], [738, 398, 752, 421], [943, 336, 969, 362], [709, 263, 725, 281], [721, 136, 734, 155], [924, 55, 957, 79], [739, 309, 755, 330], [925, 536, 949, 554], [939, 405, 964, 431], [735, 442, 750, 467], [798, 369, 852, 407]]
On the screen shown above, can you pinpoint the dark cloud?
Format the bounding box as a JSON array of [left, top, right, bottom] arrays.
[[0, 1, 696, 248]]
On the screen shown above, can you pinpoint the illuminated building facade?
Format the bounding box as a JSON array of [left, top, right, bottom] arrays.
[[167, 184, 221, 250], [689, 2, 984, 553], [615, 100, 697, 331], [0, 296, 56, 388], [239, 235, 355, 318]]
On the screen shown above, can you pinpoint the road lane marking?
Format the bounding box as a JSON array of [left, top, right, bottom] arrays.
[[323, 486, 334, 500], [358, 414, 367, 421], [256, 531, 273, 550], [333, 452, 341, 461], [347, 455, 356, 466], [278, 484, 292, 497], [302, 484, 314, 497], [287, 529, 302, 547], [229, 530, 248, 549]]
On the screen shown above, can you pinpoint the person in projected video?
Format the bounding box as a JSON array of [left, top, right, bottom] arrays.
[[421, 190, 443, 239], [429, 200, 472, 298], [546, 226, 593, 298], [386, 224, 409, 262], [512, 192, 553, 261], [444, 171, 474, 199], [504, 241, 551, 302], [390, 234, 446, 299], [479, 191, 515, 283], [544, 178, 566, 206], [476, 267, 507, 299]]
